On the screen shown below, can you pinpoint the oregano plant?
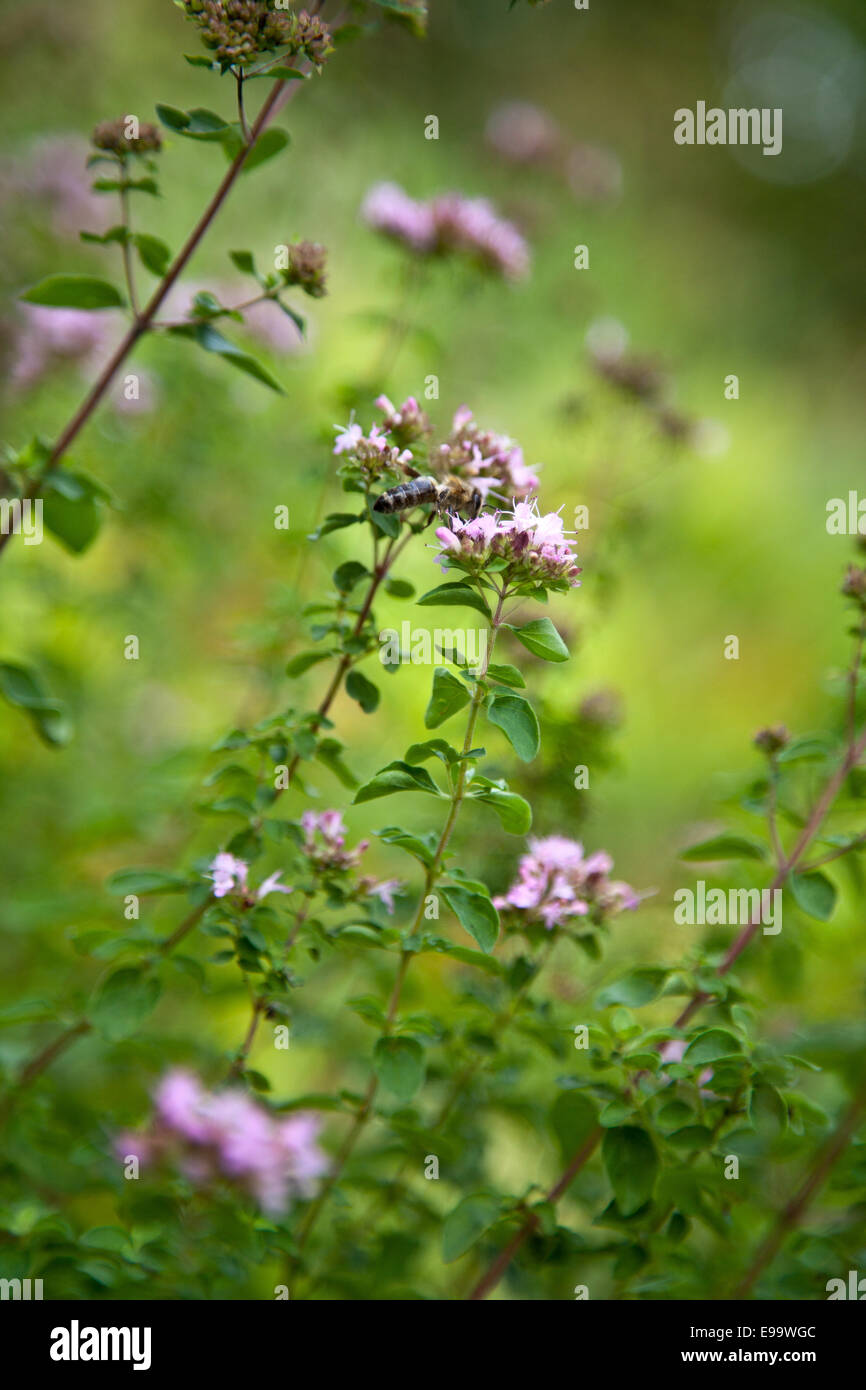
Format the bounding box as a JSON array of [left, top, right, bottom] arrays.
[[0, 0, 864, 1328]]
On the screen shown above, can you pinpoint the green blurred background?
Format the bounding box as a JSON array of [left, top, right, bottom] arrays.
[[1, 0, 865, 1295]]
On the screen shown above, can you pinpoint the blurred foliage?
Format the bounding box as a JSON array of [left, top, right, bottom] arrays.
[[1, 0, 865, 1300]]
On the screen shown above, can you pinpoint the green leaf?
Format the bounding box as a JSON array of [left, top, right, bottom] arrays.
[[777, 735, 835, 764], [679, 833, 768, 862], [90, 968, 161, 1042], [229, 249, 257, 276], [155, 103, 190, 131], [79, 225, 129, 246], [156, 105, 229, 140], [486, 690, 540, 762], [308, 512, 362, 540], [550, 1091, 599, 1163], [134, 233, 171, 276], [177, 322, 284, 393], [441, 885, 499, 953], [470, 786, 532, 835], [750, 1083, 788, 1135], [0, 661, 70, 747], [373, 1036, 424, 1100], [424, 667, 470, 729], [602, 1126, 658, 1216], [789, 871, 837, 922], [421, 937, 503, 976], [404, 738, 457, 765], [20, 275, 124, 310], [333, 560, 368, 592], [486, 662, 525, 689], [596, 968, 667, 1009], [416, 581, 491, 620], [442, 1194, 501, 1263], [384, 577, 415, 598], [105, 869, 191, 896], [345, 669, 380, 714], [683, 1028, 743, 1065], [241, 128, 290, 173], [42, 470, 104, 554], [354, 760, 442, 804], [507, 616, 569, 663], [375, 825, 436, 868], [285, 650, 331, 678], [315, 737, 358, 789], [184, 107, 229, 135]]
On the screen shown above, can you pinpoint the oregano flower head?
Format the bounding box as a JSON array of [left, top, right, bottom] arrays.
[[435, 501, 582, 592], [361, 181, 531, 280], [116, 1069, 328, 1214], [207, 852, 292, 902], [433, 404, 539, 500], [494, 836, 639, 928]]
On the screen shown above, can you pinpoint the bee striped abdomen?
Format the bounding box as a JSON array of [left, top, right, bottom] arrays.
[[373, 477, 438, 513]]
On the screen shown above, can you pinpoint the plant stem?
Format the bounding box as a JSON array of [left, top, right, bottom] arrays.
[[1, 530, 408, 1108], [227, 996, 264, 1082], [733, 1077, 866, 1297], [277, 529, 413, 797], [119, 171, 140, 319], [294, 587, 507, 1271], [0, 71, 303, 564], [0, 896, 211, 1127], [468, 638, 866, 1300]]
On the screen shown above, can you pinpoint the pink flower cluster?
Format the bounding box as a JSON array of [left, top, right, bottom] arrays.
[[435, 501, 581, 589], [206, 816, 401, 916], [433, 404, 539, 501], [208, 853, 292, 903], [301, 809, 368, 870], [494, 836, 639, 928], [333, 414, 414, 481], [301, 811, 402, 911], [361, 182, 530, 281], [116, 1070, 328, 1215], [333, 399, 538, 502]]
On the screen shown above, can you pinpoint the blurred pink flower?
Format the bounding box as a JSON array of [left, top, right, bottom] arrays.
[[301, 809, 369, 870], [120, 1069, 328, 1215], [361, 182, 435, 252], [6, 136, 110, 239], [361, 182, 530, 280], [494, 836, 639, 928], [485, 102, 561, 166], [10, 304, 114, 389]]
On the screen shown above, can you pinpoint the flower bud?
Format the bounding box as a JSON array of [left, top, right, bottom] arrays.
[[753, 725, 790, 755]]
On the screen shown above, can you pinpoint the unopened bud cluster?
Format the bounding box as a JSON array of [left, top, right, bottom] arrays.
[[841, 564, 866, 607], [281, 240, 328, 298], [183, 1, 331, 69], [753, 724, 790, 756], [92, 119, 162, 156]]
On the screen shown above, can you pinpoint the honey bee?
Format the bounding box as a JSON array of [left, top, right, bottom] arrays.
[[373, 473, 482, 523]]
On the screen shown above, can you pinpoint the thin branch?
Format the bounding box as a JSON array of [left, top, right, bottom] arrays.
[[733, 1078, 866, 1297], [295, 587, 508, 1271], [0, 896, 212, 1128], [119, 172, 140, 320], [0, 69, 306, 564], [468, 640, 866, 1300]]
